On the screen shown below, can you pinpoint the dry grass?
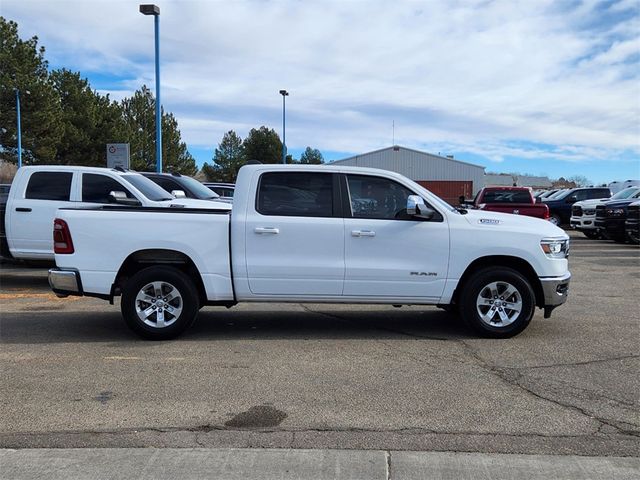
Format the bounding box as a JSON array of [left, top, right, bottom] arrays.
[[0, 160, 17, 184]]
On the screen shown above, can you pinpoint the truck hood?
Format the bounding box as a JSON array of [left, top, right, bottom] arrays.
[[573, 198, 607, 208], [462, 208, 567, 238]]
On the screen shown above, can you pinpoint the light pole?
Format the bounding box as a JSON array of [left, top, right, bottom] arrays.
[[139, 4, 162, 173], [15, 89, 29, 168], [279, 89, 288, 164]]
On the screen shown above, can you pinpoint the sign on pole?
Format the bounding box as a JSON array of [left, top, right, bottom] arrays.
[[106, 143, 130, 169]]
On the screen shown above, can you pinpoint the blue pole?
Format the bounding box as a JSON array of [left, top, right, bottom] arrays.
[[154, 13, 162, 173], [16, 89, 22, 168], [282, 94, 286, 164]]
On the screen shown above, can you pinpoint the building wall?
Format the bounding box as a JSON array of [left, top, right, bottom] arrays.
[[332, 146, 485, 197]]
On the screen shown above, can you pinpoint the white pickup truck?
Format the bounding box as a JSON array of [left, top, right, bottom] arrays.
[[49, 164, 571, 339], [2, 165, 229, 261]]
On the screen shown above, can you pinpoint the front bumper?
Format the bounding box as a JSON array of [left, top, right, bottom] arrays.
[[540, 272, 571, 318], [570, 215, 596, 230], [48, 268, 83, 297]]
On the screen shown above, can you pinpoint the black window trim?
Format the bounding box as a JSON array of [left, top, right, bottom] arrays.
[[255, 171, 340, 218], [341, 173, 443, 222]]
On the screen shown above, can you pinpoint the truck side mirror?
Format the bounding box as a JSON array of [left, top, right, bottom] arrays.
[[566, 195, 577, 203], [109, 191, 142, 206], [407, 195, 435, 220], [171, 190, 187, 198], [459, 195, 466, 205]]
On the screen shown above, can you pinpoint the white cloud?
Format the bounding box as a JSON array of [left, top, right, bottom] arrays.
[[4, 0, 639, 165]]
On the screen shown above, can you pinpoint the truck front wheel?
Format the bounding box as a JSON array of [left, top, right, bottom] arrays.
[[459, 267, 535, 338], [121, 266, 199, 340]]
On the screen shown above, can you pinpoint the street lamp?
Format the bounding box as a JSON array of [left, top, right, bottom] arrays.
[[15, 89, 30, 168], [279, 89, 289, 164], [139, 4, 162, 173]]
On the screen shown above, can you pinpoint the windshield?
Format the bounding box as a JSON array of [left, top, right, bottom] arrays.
[[177, 175, 220, 200], [611, 187, 640, 200], [546, 189, 569, 200], [121, 174, 173, 201]]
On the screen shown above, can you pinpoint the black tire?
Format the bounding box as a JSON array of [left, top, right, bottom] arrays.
[[459, 267, 535, 338], [121, 266, 200, 340], [628, 231, 640, 245], [583, 230, 600, 240], [549, 214, 562, 226]]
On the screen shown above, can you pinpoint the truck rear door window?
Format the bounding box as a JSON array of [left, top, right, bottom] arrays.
[[25, 172, 73, 200], [257, 172, 333, 217]]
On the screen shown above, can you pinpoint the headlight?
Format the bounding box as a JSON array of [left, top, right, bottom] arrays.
[[540, 238, 570, 258], [607, 208, 625, 217]]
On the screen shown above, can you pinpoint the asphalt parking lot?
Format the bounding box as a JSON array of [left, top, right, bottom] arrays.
[[0, 230, 638, 457]]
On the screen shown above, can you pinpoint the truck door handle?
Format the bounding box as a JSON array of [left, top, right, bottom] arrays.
[[254, 227, 280, 234], [352, 230, 375, 237], [15, 208, 32, 212]]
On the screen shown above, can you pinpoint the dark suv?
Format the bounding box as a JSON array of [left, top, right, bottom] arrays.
[[543, 187, 611, 226], [141, 173, 223, 202], [595, 191, 640, 242]]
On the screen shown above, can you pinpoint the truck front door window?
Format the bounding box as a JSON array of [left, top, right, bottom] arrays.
[[346, 175, 413, 220], [82, 174, 134, 203]]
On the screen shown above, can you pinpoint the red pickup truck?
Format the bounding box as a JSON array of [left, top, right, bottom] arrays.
[[467, 187, 550, 220]]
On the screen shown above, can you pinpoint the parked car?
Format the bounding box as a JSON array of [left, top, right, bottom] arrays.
[[543, 187, 611, 226], [0, 184, 10, 204], [203, 183, 235, 202], [625, 200, 640, 244], [608, 180, 640, 195], [595, 194, 640, 242], [49, 164, 571, 340], [468, 186, 549, 220], [571, 187, 640, 239], [141, 172, 231, 203], [2, 166, 230, 261]]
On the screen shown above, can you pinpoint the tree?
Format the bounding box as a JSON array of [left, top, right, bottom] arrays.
[[120, 86, 196, 174], [0, 17, 63, 164], [242, 126, 282, 164], [299, 147, 324, 164], [567, 175, 591, 187], [50, 68, 125, 166], [203, 130, 245, 182]]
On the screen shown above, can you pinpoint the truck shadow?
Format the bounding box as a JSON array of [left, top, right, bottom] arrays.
[[1, 308, 473, 344]]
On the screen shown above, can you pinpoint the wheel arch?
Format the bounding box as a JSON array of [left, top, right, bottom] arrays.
[[113, 249, 207, 305], [453, 255, 544, 308]]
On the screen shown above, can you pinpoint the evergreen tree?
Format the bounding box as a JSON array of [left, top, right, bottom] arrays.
[[0, 17, 63, 164], [242, 126, 282, 164], [50, 68, 125, 166], [121, 86, 196, 174], [203, 130, 245, 182], [299, 146, 324, 164]]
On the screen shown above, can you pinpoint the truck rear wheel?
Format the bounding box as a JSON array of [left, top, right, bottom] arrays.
[[121, 266, 199, 340], [459, 267, 535, 338]]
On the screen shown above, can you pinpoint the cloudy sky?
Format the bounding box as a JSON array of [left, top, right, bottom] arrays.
[[4, 0, 639, 183]]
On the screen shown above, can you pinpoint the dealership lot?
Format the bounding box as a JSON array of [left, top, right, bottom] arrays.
[[0, 230, 638, 456]]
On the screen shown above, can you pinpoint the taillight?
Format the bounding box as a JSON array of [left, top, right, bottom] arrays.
[[53, 219, 74, 254], [543, 205, 550, 219]]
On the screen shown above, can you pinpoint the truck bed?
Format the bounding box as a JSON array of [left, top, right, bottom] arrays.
[[54, 206, 234, 301]]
